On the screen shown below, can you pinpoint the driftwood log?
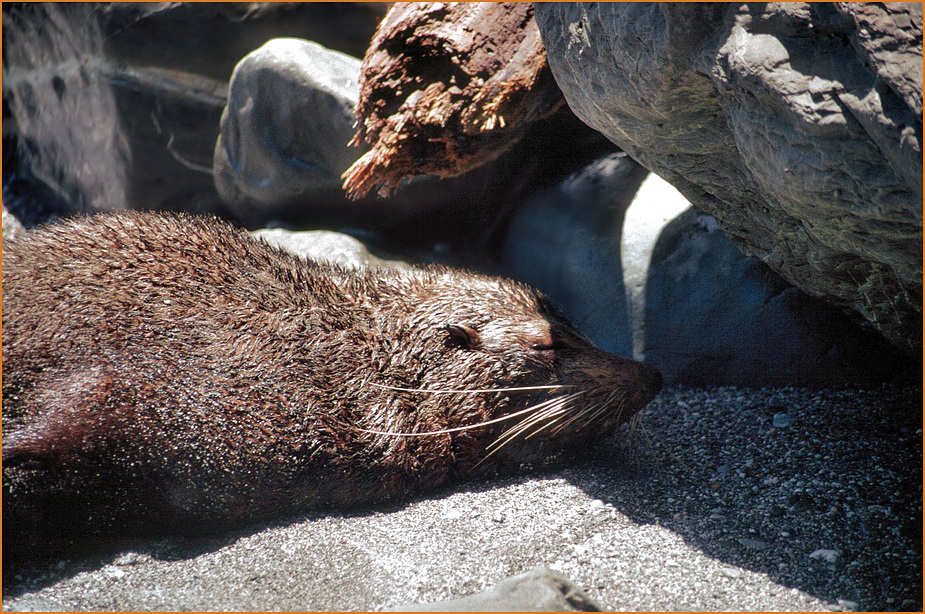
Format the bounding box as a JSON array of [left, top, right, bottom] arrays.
[[342, 2, 565, 199]]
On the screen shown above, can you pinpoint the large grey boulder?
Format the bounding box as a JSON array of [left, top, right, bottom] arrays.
[[251, 227, 410, 271], [213, 38, 364, 220], [502, 162, 907, 387], [534, 3, 922, 354]]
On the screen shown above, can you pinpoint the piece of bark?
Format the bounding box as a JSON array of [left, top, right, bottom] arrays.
[[342, 2, 565, 199]]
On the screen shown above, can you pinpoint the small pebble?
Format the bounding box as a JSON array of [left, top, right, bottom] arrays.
[[810, 549, 841, 564], [772, 413, 794, 428], [719, 567, 743, 578], [738, 538, 768, 549], [103, 566, 126, 579], [837, 598, 858, 611]]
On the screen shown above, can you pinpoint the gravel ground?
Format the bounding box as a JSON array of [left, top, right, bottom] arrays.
[[3, 384, 921, 611]]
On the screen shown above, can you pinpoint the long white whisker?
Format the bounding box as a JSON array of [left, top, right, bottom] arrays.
[[576, 393, 625, 430], [541, 406, 592, 437], [549, 397, 600, 434], [489, 405, 569, 451], [488, 392, 584, 452], [523, 411, 573, 440], [626, 412, 643, 435], [493, 393, 580, 440], [474, 391, 592, 470], [489, 404, 569, 448], [368, 382, 573, 394], [356, 391, 578, 437], [539, 388, 624, 439]]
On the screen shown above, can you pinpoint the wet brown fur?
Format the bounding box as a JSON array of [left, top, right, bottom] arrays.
[[2, 211, 661, 559]]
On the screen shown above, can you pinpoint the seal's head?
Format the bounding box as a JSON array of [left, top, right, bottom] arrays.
[[354, 267, 662, 476]]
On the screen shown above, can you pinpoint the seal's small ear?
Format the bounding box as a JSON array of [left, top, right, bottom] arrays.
[[443, 323, 481, 350]]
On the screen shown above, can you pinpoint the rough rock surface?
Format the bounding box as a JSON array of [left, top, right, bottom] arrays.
[[251, 227, 410, 271], [213, 38, 364, 220], [388, 566, 603, 612], [643, 206, 909, 387], [534, 2, 922, 353], [2, 205, 26, 242]]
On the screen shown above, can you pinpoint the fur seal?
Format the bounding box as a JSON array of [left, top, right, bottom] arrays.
[[2, 211, 661, 560]]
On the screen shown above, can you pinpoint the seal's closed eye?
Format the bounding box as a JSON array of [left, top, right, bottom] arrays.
[[443, 323, 481, 350]]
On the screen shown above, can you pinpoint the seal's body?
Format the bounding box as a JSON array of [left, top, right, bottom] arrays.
[[2, 212, 661, 559]]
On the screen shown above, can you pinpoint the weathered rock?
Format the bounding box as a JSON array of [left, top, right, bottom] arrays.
[[3, 3, 140, 222], [2, 205, 26, 242], [214, 39, 364, 220], [643, 204, 908, 387], [1, 2, 384, 227], [96, 3, 386, 74], [534, 2, 922, 353]]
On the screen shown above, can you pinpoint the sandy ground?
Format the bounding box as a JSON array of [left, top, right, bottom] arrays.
[[3, 384, 920, 612]]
